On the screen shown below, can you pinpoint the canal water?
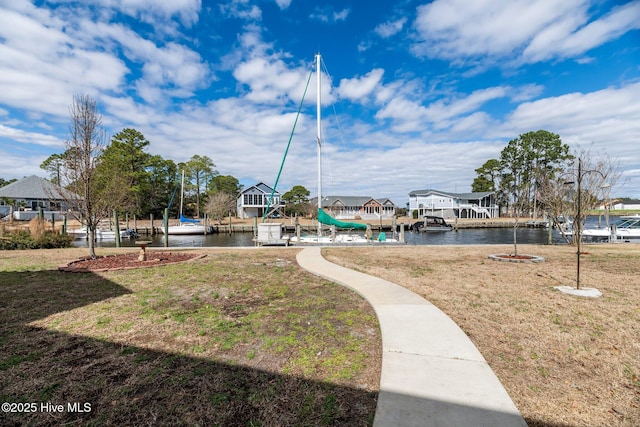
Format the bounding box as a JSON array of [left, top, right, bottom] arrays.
[[74, 215, 619, 248]]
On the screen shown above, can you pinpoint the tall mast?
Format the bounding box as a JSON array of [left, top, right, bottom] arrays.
[[316, 53, 322, 237], [179, 169, 185, 219]]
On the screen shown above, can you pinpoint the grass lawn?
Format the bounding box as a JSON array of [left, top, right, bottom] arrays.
[[0, 248, 380, 426], [3, 243, 638, 426], [324, 243, 640, 427]]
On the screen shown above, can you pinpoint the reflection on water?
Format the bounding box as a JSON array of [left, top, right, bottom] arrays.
[[405, 227, 563, 246], [72, 215, 622, 248]]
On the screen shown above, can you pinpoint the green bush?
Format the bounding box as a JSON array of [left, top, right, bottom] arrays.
[[0, 230, 73, 250], [35, 231, 74, 249]]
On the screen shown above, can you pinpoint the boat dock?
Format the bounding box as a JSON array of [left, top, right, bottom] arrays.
[[60, 217, 548, 236]]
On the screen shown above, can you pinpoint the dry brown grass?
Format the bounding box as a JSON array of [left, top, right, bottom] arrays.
[[323, 243, 640, 427], [27, 217, 47, 240]]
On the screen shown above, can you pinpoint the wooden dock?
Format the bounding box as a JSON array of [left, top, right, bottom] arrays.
[[70, 216, 549, 236]]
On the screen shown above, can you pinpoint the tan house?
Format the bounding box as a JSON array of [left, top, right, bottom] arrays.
[[311, 196, 397, 220]]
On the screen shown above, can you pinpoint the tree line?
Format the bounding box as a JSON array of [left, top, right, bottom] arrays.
[[30, 95, 312, 256], [471, 129, 620, 243], [40, 125, 242, 221]]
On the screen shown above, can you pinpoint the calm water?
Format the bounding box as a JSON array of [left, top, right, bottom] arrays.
[[74, 215, 620, 248]]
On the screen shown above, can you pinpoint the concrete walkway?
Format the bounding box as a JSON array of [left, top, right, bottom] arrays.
[[296, 247, 527, 427]]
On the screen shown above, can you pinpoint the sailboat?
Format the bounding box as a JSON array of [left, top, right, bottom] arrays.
[[288, 54, 399, 244], [159, 170, 211, 235]]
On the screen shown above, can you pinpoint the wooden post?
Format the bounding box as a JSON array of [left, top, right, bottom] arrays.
[[163, 208, 169, 247], [114, 210, 121, 248], [253, 217, 257, 239], [150, 213, 154, 235], [392, 215, 397, 240]]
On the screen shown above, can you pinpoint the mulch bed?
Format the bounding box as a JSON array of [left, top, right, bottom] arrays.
[[488, 253, 545, 263], [59, 251, 205, 272]]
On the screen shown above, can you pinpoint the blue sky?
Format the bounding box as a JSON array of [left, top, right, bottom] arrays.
[[1, 0, 639, 205]]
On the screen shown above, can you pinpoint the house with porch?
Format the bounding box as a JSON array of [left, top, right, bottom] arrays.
[[311, 196, 398, 220], [0, 175, 78, 220], [408, 189, 498, 219], [236, 182, 283, 219]]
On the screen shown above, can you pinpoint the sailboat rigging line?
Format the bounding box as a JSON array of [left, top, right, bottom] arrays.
[[167, 175, 181, 212], [319, 58, 346, 192], [321, 57, 383, 198], [262, 61, 315, 222]]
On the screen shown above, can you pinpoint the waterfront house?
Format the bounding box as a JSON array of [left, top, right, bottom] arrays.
[[236, 182, 283, 219], [408, 189, 498, 219], [611, 199, 640, 210], [0, 175, 78, 220], [311, 196, 397, 220]]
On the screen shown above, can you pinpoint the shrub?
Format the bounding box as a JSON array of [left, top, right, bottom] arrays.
[[0, 229, 73, 250], [36, 232, 73, 249]]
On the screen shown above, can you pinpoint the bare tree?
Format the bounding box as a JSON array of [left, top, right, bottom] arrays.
[[205, 192, 236, 225], [539, 147, 621, 245], [53, 95, 115, 257]]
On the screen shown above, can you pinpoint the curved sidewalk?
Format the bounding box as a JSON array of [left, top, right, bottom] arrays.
[[296, 247, 526, 427]]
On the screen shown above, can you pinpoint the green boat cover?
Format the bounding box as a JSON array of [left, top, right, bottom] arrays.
[[318, 208, 368, 230]]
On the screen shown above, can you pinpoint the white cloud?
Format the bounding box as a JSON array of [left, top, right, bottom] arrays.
[[274, 0, 292, 10], [523, 1, 640, 63], [375, 17, 407, 38], [430, 87, 508, 121], [0, 1, 210, 120], [233, 57, 310, 104], [333, 8, 350, 22], [49, 0, 202, 27], [310, 6, 350, 23], [337, 69, 384, 102], [375, 97, 428, 133], [220, 0, 262, 21], [413, 0, 585, 60], [0, 124, 63, 147], [411, 0, 639, 67], [510, 84, 545, 102], [376, 86, 509, 133], [84, 21, 210, 96], [0, 7, 128, 118], [237, 24, 275, 57]]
